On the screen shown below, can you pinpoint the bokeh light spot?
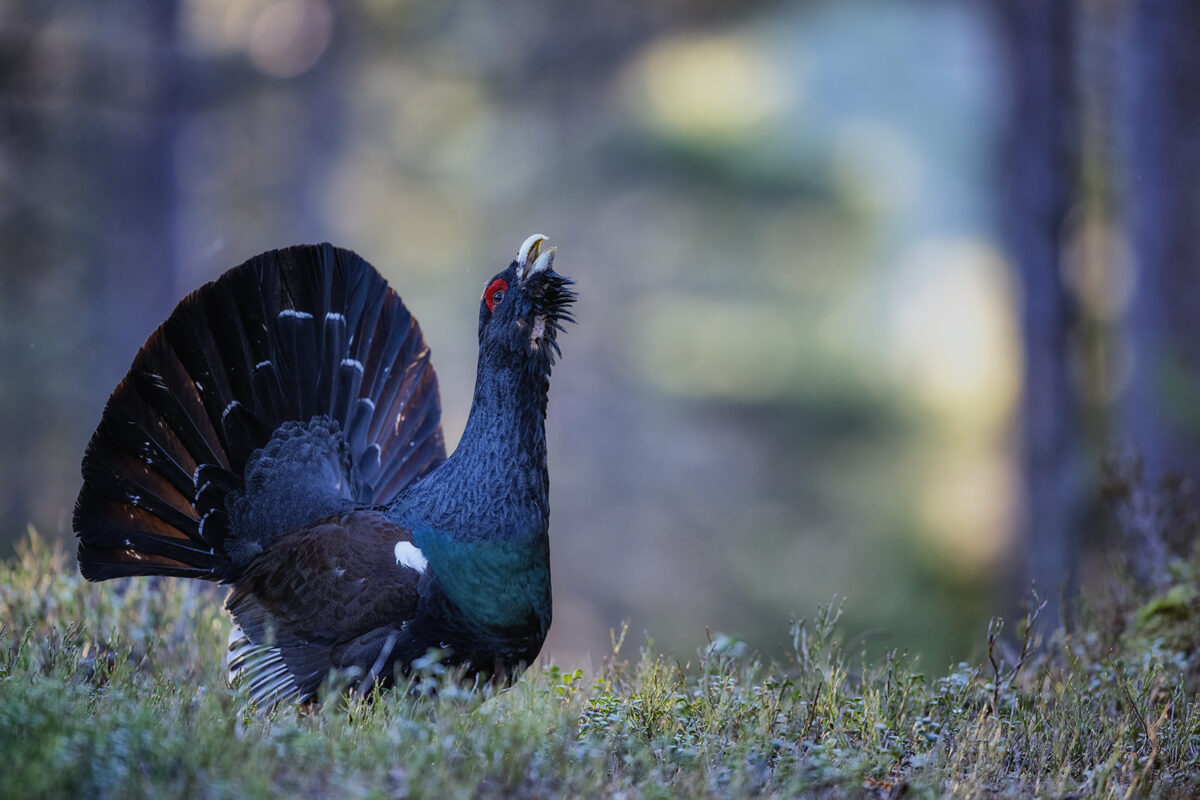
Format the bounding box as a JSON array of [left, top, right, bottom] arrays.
[[887, 239, 1019, 431], [248, 0, 333, 79], [624, 32, 790, 144]]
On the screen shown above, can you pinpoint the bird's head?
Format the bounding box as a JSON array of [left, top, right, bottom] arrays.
[[477, 234, 576, 371]]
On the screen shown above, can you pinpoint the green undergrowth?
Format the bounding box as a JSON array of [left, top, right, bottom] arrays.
[[1, 530, 1198, 799]]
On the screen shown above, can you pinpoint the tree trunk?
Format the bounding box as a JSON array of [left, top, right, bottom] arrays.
[[0, 1, 179, 546], [991, 0, 1083, 624], [1122, 2, 1200, 495]]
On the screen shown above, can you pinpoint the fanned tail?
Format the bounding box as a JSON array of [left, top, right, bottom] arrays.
[[74, 244, 446, 582]]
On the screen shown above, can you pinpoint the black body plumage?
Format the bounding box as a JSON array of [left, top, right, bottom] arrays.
[[73, 240, 574, 704]]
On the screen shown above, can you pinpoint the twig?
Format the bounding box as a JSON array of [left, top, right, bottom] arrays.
[[1125, 683, 1171, 800], [987, 593, 1047, 715], [987, 617, 1003, 714], [798, 682, 823, 745]]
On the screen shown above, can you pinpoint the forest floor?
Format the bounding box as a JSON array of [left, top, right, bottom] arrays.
[[1, 530, 1198, 799]]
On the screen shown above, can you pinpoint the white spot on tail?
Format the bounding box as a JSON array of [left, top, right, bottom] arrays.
[[326, 312, 346, 323], [394, 541, 428, 574], [341, 358, 364, 372], [221, 400, 241, 422], [278, 309, 313, 320]]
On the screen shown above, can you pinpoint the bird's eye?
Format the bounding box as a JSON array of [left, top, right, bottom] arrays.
[[484, 278, 508, 313]]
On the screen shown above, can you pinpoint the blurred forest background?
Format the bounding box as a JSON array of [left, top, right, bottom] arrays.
[[3, 0, 1199, 669]]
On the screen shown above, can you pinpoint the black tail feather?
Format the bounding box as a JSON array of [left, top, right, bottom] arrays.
[[75, 244, 446, 582]]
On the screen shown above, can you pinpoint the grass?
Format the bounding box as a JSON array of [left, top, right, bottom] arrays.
[[1, 530, 1198, 799]]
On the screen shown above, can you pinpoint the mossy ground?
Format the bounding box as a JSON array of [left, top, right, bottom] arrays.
[[1, 531, 1197, 798]]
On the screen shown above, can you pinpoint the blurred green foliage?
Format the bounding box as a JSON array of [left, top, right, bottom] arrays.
[[2, 0, 1018, 667]]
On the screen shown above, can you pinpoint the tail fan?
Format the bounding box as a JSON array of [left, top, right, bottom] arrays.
[[74, 244, 446, 582]]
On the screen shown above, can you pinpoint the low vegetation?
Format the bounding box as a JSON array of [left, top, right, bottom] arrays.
[[1, 530, 1197, 798]]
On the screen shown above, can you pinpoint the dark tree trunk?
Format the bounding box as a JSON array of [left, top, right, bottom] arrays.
[[85, 2, 182, 387], [991, 0, 1083, 624], [0, 1, 179, 546], [1122, 2, 1200, 509]]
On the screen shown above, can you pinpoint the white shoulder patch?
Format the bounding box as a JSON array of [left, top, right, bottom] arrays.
[[394, 541, 428, 574]]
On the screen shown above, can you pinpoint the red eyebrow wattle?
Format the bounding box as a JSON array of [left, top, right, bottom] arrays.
[[484, 278, 508, 312]]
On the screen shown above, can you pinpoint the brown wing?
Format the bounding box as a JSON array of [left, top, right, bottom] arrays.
[[225, 509, 424, 704]]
